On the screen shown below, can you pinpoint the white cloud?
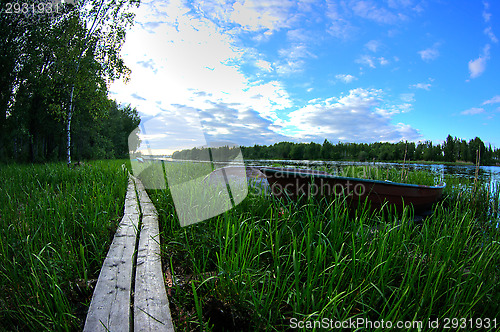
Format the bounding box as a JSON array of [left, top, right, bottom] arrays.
[[356, 55, 376, 68], [134, 100, 293, 152], [410, 83, 432, 90], [483, 1, 491, 23], [484, 27, 498, 43], [461, 107, 485, 115], [482, 95, 500, 105], [468, 57, 488, 79], [327, 20, 356, 39], [195, 103, 290, 146], [351, 0, 405, 24], [110, 0, 296, 147], [325, 2, 356, 39], [379, 57, 389, 66], [468, 44, 491, 79], [285, 88, 420, 142], [483, 12, 491, 23], [229, 0, 293, 32], [418, 44, 439, 62], [376, 93, 414, 116], [275, 44, 316, 74], [134, 107, 208, 155], [365, 40, 381, 52], [335, 74, 357, 83], [325, 0, 416, 39], [111, 0, 431, 148], [356, 55, 390, 68], [278, 44, 313, 60], [195, 0, 297, 35], [459, 95, 500, 118], [287, 28, 313, 43], [478, 1, 497, 45], [400, 93, 415, 102], [387, 0, 414, 9], [468, 2, 496, 79], [255, 60, 273, 72]]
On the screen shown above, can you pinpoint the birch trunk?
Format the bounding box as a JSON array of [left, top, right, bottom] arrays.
[[67, 85, 74, 165]]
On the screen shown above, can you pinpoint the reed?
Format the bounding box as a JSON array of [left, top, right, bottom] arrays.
[[0, 160, 130, 331], [147, 166, 500, 331]]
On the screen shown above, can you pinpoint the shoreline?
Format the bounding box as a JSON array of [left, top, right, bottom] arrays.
[[246, 158, 498, 167]]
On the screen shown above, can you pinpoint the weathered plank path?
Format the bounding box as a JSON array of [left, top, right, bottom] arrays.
[[84, 176, 174, 332]]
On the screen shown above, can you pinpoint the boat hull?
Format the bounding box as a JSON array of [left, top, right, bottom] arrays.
[[259, 167, 445, 213]]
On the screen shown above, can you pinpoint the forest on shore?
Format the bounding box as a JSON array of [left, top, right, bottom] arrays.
[[172, 135, 499, 166], [0, 0, 140, 163], [241, 135, 500, 165]]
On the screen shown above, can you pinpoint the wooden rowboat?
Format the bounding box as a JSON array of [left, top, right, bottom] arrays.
[[258, 167, 446, 213]]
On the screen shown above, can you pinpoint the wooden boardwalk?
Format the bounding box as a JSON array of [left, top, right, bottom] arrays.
[[84, 176, 174, 332]]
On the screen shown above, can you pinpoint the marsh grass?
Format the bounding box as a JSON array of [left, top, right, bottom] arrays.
[[145, 166, 500, 331], [0, 160, 130, 331]]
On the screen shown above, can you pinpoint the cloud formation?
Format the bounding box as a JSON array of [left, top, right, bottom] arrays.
[[469, 44, 490, 79], [418, 44, 440, 62], [365, 40, 382, 52], [351, 0, 406, 24], [482, 95, 500, 105], [410, 83, 432, 90], [461, 95, 500, 117], [461, 107, 485, 115], [468, 2, 496, 79], [286, 88, 420, 142], [356, 55, 390, 68], [112, 0, 480, 148], [335, 74, 357, 83]]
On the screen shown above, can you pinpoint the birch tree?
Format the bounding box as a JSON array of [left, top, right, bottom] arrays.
[[65, 0, 138, 164]]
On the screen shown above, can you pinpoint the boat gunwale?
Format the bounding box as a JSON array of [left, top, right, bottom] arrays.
[[258, 167, 446, 190]]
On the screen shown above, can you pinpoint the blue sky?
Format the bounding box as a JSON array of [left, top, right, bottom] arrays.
[[110, 0, 500, 155]]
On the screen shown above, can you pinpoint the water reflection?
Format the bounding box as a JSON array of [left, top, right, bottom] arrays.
[[246, 159, 500, 185]]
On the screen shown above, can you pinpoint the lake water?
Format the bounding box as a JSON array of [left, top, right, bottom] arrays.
[[150, 156, 500, 185], [246, 159, 500, 185]]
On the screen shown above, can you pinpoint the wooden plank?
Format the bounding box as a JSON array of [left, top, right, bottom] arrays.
[[84, 178, 140, 332], [135, 179, 158, 217], [134, 179, 175, 332]]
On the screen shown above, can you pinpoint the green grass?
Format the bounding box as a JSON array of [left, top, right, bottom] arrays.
[[0, 160, 130, 331], [144, 166, 500, 331]]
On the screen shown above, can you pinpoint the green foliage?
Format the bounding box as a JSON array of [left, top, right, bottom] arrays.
[[73, 101, 140, 160], [148, 172, 500, 331], [0, 160, 130, 330], [240, 136, 499, 165], [172, 145, 241, 161], [0, 0, 141, 163]]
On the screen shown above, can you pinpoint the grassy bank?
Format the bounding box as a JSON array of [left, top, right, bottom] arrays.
[[0, 160, 130, 331], [144, 166, 500, 331]]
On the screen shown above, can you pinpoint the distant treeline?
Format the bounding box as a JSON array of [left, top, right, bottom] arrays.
[[172, 145, 241, 162], [241, 135, 499, 165], [171, 135, 498, 165]]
